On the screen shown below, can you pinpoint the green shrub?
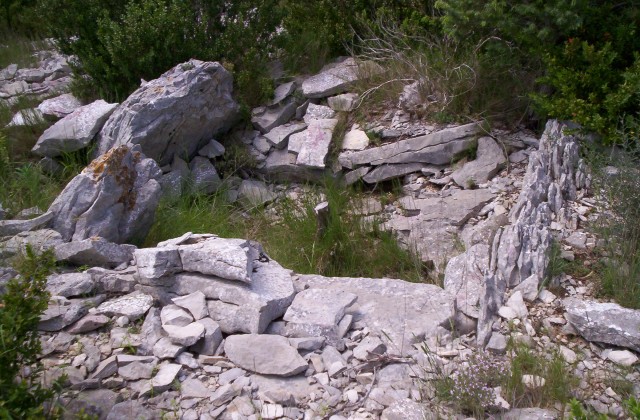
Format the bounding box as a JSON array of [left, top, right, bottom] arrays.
[[0, 246, 62, 419]]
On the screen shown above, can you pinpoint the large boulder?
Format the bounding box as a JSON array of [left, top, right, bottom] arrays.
[[48, 146, 162, 244], [97, 60, 239, 166], [32, 100, 117, 157]]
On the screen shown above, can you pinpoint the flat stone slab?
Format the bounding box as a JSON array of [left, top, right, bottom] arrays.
[[342, 129, 369, 151], [54, 238, 136, 268], [177, 237, 255, 283], [452, 136, 506, 188], [564, 298, 640, 352], [46, 272, 94, 298], [363, 163, 426, 184], [283, 289, 357, 339], [293, 275, 454, 355], [443, 244, 490, 318], [398, 189, 495, 226], [295, 118, 339, 169], [263, 122, 307, 149], [37, 93, 82, 120], [339, 123, 480, 169], [0, 211, 53, 236], [252, 101, 297, 134], [302, 58, 360, 98], [95, 292, 153, 321], [33, 100, 117, 157], [224, 334, 308, 376]]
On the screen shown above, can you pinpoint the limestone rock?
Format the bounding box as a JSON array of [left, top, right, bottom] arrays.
[[0, 229, 64, 259], [364, 163, 427, 184], [48, 146, 162, 244], [452, 137, 507, 188], [224, 334, 308, 376], [134, 246, 182, 284], [37, 93, 82, 121], [163, 322, 205, 346], [106, 401, 155, 420], [98, 60, 239, 166], [189, 156, 220, 194], [46, 272, 94, 298], [177, 237, 255, 283], [150, 363, 181, 393], [54, 238, 135, 268], [252, 100, 297, 134], [32, 100, 117, 157], [160, 304, 193, 327], [342, 129, 369, 151], [303, 103, 336, 123], [328, 93, 358, 112], [444, 244, 489, 318], [263, 122, 307, 149], [172, 291, 208, 320], [66, 314, 110, 334], [39, 297, 93, 331], [198, 139, 225, 158], [0, 211, 53, 237], [295, 119, 339, 169], [564, 298, 640, 352], [302, 58, 360, 98], [189, 317, 223, 356], [237, 180, 276, 209], [95, 292, 153, 321], [381, 399, 430, 420], [397, 189, 495, 226]]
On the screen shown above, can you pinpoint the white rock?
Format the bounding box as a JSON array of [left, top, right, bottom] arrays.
[[161, 304, 193, 327], [163, 322, 205, 346], [606, 350, 638, 366], [522, 374, 546, 389], [506, 291, 529, 318], [342, 129, 369, 151], [172, 291, 208, 320]]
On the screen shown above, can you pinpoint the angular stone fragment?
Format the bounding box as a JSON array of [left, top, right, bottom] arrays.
[[198, 139, 225, 158], [138, 307, 164, 356], [444, 244, 489, 318], [106, 401, 155, 420], [134, 246, 182, 284], [564, 298, 640, 352], [353, 336, 387, 360], [189, 317, 223, 356], [252, 100, 297, 134], [95, 292, 153, 321], [39, 297, 92, 331], [293, 275, 454, 355], [54, 238, 136, 268], [296, 118, 339, 169], [189, 156, 220, 194], [0, 229, 64, 259], [32, 100, 117, 157], [303, 103, 336, 122], [271, 81, 296, 106], [46, 272, 94, 298], [48, 146, 162, 244], [153, 337, 184, 359], [328, 93, 358, 112], [398, 189, 495, 226], [118, 361, 154, 381], [339, 123, 480, 169], [302, 58, 360, 98], [37, 93, 82, 121], [66, 314, 110, 334], [0, 211, 53, 237], [160, 304, 193, 327], [452, 136, 506, 188], [177, 237, 255, 282], [283, 289, 357, 341], [363, 163, 425, 183], [224, 334, 308, 376], [342, 129, 369, 151], [151, 363, 181, 393], [237, 180, 276, 209], [98, 60, 239, 166], [181, 378, 211, 398], [381, 399, 430, 420], [163, 322, 205, 346], [172, 291, 208, 320], [264, 123, 307, 149]]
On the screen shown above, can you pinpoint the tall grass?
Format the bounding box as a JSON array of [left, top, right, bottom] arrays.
[[146, 179, 427, 281], [0, 29, 46, 69]]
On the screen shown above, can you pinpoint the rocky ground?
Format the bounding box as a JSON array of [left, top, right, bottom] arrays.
[[1, 51, 639, 419]]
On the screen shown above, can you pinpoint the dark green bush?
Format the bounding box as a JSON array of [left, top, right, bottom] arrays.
[[0, 246, 61, 419]]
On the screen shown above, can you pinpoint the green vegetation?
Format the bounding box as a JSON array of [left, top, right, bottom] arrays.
[[0, 246, 62, 419], [146, 179, 426, 282]]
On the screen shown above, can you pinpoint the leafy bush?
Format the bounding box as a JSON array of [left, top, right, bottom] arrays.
[[0, 246, 61, 418]]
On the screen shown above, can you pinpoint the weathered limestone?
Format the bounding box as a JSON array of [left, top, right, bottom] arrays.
[[444, 244, 490, 319], [54, 238, 136, 268], [302, 58, 360, 98], [48, 146, 162, 244], [37, 93, 82, 121], [295, 119, 339, 169], [263, 123, 307, 149], [451, 136, 507, 188], [32, 100, 117, 157], [224, 335, 308, 376], [98, 60, 239, 166], [46, 272, 94, 298], [95, 292, 153, 321], [0, 211, 53, 237]]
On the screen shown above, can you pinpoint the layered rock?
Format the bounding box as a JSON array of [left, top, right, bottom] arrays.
[[97, 60, 239, 166]]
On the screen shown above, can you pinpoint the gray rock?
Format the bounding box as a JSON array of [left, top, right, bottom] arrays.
[[14, 207, 44, 222], [39, 297, 93, 331], [451, 137, 507, 188], [32, 100, 117, 157], [293, 275, 454, 355], [343, 166, 371, 185], [134, 246, 182, 284], [486, 332, 507, 355], [564, 298, 640, 352], [271, 81, 296, 106], [605, 349, 638, 366], [190, 317, 223, 356], [153, 337, 184, 359], [106, 401, 155, 420], [98, 60, 238, 166], [339, 123, 480, 169], [506, 291, 528, 318], [181, 378, 211, 398], [160, 304, 193, 327], [198, 139, 225, 158], [37, 93, 82, 121], [66, 314, 110, 334], [88, 267, 137, 294], [0, 211, 53, 236], [381, 399, 431, 420], [502, 408, 557, 419], [444, 244, 489, 318], [353, 336, 387, 360], [47, 272, 94, 298], [225, 334, 308, 376], [398, 189, 495, 226], [0, 229, 64, 259], [295, 118, 339, 169], [237, 180, 276, 209], [54, 238, 135, 268], [172, 291, 208, 320], [0, 64, 18, 80], [211, 383, 241, 407], [95, 292, 153, 321], [48, 146, 162, 244], [303, 103, 336, 123], [513, 274, 540, 302], [177, 237, 254, 283], [302, 58, 360, 98], [151, 363, 181, 393], [19, 68, 45, 83], [264, 122, 307, 149], [189, 156, 220, 194], [163, 322, 205, 346], [137, 307, 163, 356], [6, 108, 43, 127], [253, 135, 272, 154], [118, 361, 154, 381], [565, 231, 587, 250], [65, 389, 121, 420], [322, 345, 347, 377], [342, 129, 369, 151], [0, 80, 27, 96], [363, 163, 425, 184], [283, 289, 357, 343], [91, 355, 118, 379], [252, 100, 298, 134], [328, 93, 358, 112]]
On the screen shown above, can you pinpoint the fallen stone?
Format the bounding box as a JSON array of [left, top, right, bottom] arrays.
[[339, 123, 480, 169], [237, 180, 276, 209], [189, 317, 223, 356], [363, 163, 425, 184], [163, 322, 205, 346], [264, 122, 307, 149], [211, 383, 241, 406], [172, 291, 208, 320], [353, 336, 387, 360], [606, 349, 638, 367], [6, 108, 43, 127], [48, 146, 162, 244], [342, 128, 369, 151], [0, 211, 53, 237], [296, 118, 339, 169], [177, 237, 255, 283], [137, 308, 164, 356], [397, 189, 495, 226], [181, 378, 211, 399], [190, 156, 221, 194], [160, 304, 193, 327], [153, 337, 184, 359], [66, 315, 108, 338], [151, 363, 181, 393], [252, 100, 297, 134], [506, 291, 528, 318], [106, 401, 155, 420], [198, 139, 225, 159], [452, 137, 506, 188], [64, 389, 121, 420], [270, 81, 296, 106], [54, 238, 135, 268], [224, 334, 308, 376], [134, 246, 182, 284], [565, 231, 587, 250], [328, 93, 358, 112], [46, 272, 94, 298], [443, 243, 489, 318], [91, 355, 118, 379], [513, 274, 540, 302], [32, 100, 117, 157], [98, 60, 238, 166], [487, 332, 507, 355], [95, 292, 153, 321], [381, 399, 429, 420], [302, 58, 360, 98], [118, 361, 154, 381], [37, 93, 82, 121], [39, 297, 93, 331], [303, 103, 336, 123], [559, 345, 577, 364]]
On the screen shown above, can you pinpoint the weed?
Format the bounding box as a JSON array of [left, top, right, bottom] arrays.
[[568, 398, 608, 420]]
